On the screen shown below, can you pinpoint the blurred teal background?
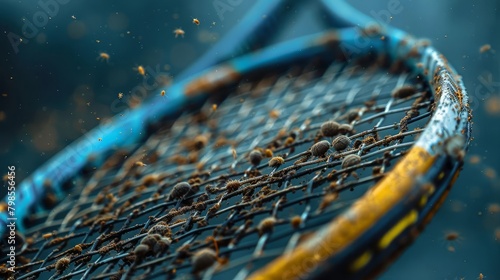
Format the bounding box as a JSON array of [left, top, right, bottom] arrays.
[[0, 0, 499, 279]]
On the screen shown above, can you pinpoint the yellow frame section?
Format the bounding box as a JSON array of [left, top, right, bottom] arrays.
[[247, 146, 435, 280], [377, 210, 418, 250]]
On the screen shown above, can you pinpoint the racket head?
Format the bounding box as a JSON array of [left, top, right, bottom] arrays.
[[0, 1, 471, 280]]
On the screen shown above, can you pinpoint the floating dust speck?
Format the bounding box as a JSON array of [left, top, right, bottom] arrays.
[[173, 28, 185, 38], [484, 167, 497, 179], [479, 44, 494, 54], [442, 230, 463, 251], [487, 203, 500, 214], [97, 52, 110, 62], [444, 231, 461, 241], [468, 154, 481, 164], [494, 228, 500, 241], [135, 65, 146, 76], [485, 95, 500, 115]]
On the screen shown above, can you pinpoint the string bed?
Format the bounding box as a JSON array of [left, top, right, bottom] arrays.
[[1, 55, 433, 280]]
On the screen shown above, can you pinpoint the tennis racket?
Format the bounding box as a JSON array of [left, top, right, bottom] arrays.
[[0, 0, 472, 279]]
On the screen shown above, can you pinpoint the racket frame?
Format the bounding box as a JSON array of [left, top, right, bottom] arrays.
[[1, 1, 471, 279]]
